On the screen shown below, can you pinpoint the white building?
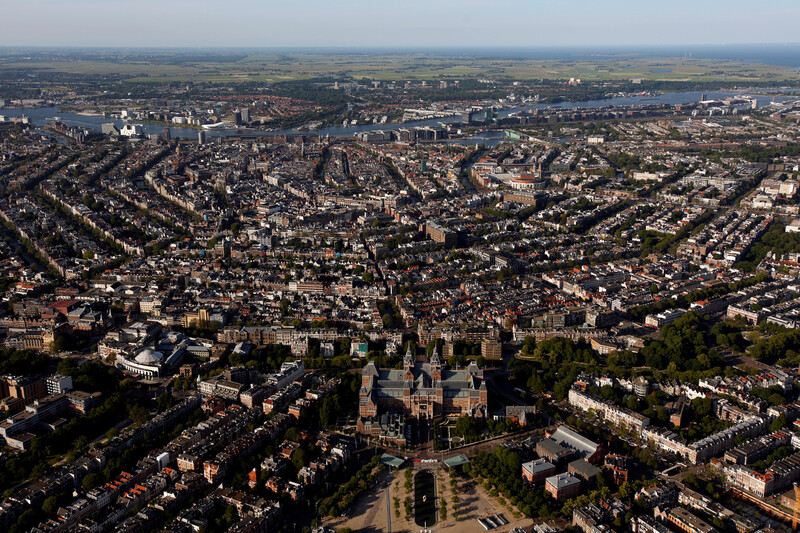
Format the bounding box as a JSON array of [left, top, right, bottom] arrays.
[[751, 195, 774, 210], [568, 388, 650, 433], [45, 374, 73, 395], [266, 360, 304, 390], [116, 347, 165, 378], [644, 309, 686, 328], [120, 124, 143, 137]]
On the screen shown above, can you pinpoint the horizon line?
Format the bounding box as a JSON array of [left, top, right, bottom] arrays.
[[1, 43, 800, 51]]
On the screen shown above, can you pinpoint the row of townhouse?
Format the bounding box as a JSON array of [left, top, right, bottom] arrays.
[[642, 416, 767, 464], [567, 388, 651, 433], [568, 382, 770, 464]]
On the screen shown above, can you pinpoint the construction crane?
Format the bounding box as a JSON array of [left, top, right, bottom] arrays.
[[794, 482, 800, 530]]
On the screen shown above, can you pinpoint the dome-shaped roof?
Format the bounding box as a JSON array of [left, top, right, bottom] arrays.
[[135, 348, 163, 365]]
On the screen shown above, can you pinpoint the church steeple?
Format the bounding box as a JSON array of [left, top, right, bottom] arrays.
[[430, 345, 441, 368], [403, 344, 415, 388], [430, 344, 442, 388], [404, 344, 414, 370]]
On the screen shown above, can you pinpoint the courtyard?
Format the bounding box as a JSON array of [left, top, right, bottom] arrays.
[[323, 461, 534, 532]]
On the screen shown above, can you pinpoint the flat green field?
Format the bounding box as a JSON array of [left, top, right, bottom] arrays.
[[1, 51, 798, 84]]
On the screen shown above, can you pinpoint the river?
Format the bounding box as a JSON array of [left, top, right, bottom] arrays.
[[1, 90, 795, 146]]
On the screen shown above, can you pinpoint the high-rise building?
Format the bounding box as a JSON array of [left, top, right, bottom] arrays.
[[233, 110, 242, 127], [198, 130, 206, 145], [162, 127, 171, 141], [45, 374, 73, 395], [240, 108, 250, 123], [4, 376, 45, 404]]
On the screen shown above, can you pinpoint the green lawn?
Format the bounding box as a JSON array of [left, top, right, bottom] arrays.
[[2, 52, 799, 83]]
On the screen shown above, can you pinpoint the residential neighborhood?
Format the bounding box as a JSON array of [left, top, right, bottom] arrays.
[[3, 44, 800, 533]]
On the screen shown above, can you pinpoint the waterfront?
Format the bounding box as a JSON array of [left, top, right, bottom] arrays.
[[1, 90, 794, 143]]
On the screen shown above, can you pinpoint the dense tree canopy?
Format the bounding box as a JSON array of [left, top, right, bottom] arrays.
[[639, 312, 724, 374], [749, 327, 800, 365]]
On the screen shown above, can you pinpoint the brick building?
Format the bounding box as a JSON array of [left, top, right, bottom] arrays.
[[358, 346, 487, 424], [545, 473, 581, 500], [522, 458, 556, 484]]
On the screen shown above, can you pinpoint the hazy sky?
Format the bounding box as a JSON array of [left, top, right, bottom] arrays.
[[3, 0, 800, 48]]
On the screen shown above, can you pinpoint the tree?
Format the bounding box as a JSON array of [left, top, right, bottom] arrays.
[[625, 396, 640, 411], [50, 334, 71, 354], [128, 404, 149, 426], [454, 416, 480, 439], [42, 496, 59, 516], [30, 461, 48, 479], [769, 393, 786, 407], [771, 415, 788, 432], [57, 358, 78, 376], [339, 337, 351, 357], [156, 392, 174, 412], [72, 435, 89, 455], [619, 481, 633, 498], [82, 472, 104, 491], [594, 472, 606, 490], [633, 447, 660, 469], [520, 336, 536, 356], [9, 509, 38, 533], [291, 448, 306, 471], [285, 427, 300, 442], [320, 397, 336, 427], [221, 505, 238, 527], [599, 385, 618, 402]]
